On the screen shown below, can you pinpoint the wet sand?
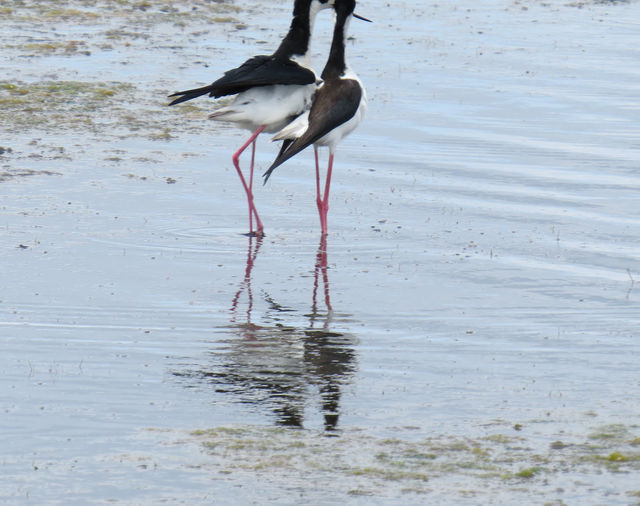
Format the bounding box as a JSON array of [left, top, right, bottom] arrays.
[[2, 0, 640, 503]]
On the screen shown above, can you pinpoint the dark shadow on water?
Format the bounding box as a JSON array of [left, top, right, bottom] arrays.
[[174, 235, 358, 432]]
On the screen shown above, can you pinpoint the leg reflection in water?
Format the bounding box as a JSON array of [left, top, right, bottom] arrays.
[[310, 234, 332, 328], [229, 235, 262, 330], [306, 234, 343, 431], [173, 235, 357, 431]]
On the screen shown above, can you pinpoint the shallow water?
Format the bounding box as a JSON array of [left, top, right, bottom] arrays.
[[2, 0, 640, 504]]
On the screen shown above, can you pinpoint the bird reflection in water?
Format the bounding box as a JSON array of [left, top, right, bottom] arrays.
[[176, 235, 357, 432]]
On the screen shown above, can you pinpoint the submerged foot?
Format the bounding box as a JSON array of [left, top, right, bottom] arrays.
[[244, 229, 265, 238]]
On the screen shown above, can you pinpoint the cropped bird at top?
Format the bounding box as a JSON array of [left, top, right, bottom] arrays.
[[264, 0, 370, 236], [168, 0, 336, 237]]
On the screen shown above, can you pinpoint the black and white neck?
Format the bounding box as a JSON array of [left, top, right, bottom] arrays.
[[320, 1, 353, 81], [274, 0, 327, 69]]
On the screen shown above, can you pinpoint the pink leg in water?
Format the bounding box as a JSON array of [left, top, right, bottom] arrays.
[[232, 125, 266, 237], [314, 148, 334, 236]]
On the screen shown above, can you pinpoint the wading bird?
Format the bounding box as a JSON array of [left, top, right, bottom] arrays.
[[263, 0, 368, 236], [168, 0, 336, 237]]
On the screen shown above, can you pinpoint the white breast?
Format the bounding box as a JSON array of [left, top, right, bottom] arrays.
[[317, 76, 367, 152], [208, 83, 317, 133]]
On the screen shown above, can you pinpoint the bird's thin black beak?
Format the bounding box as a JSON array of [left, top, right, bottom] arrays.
[[354, 12, 372, 22]]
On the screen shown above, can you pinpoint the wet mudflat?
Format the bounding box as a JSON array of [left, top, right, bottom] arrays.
[[2, 0, 640, 504]]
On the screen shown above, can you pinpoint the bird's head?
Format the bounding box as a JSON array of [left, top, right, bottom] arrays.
[[333, 0, 372, 22]]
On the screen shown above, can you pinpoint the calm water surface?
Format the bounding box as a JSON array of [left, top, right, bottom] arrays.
[[1, 0, 640, 503]]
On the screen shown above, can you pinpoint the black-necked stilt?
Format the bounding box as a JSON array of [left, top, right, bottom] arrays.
[[168, 0, 336, 237], [263, 0, 369, 236]]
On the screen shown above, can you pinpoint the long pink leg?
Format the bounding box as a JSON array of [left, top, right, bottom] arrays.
[[248, 137, 257, 233], [314, 148, 322, 210], [232, 125, 266, 237], [314, 148, 334, 236]]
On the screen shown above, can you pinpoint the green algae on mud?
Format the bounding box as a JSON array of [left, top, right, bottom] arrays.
[[1, 80, 131, 131], [0, 0, 241, 25], [513, 466, 542, 479], [5, 40, 91, 55], [0, 168, 62, 183], [184, 422, 640, 499], [0, 0, 246, 143], [0, 80, 193, 140]]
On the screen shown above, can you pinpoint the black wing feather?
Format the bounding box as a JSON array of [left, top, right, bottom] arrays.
[[213, 56, 316, 94], [263, 79, 362, 182], [276, 139, 295, 159], [168, 56, 316, 106]]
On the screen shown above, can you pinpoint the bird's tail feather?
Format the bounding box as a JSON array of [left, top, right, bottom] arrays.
[[263, 139, 294, 184], [167, 84, 214, 106]]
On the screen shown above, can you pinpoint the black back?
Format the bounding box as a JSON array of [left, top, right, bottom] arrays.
[[208, 56, 316, 97], [263, 79, 361, 181], [168, 0, 320, 105]]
